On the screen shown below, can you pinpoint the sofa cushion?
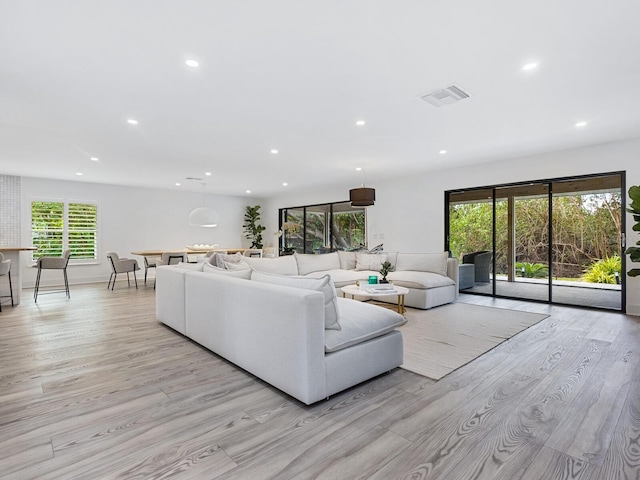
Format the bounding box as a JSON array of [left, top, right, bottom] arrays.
[[324, 297, 406, 352], [251, 271, 341, 330], [243, 255, 299, 275], [305, 269, 379, 288], [387, 270, 455, 289], [355, 252, 388, 271], [337, 250, 357, 270], [295, 252, 340, 275], [174, 262, 205, 271], [395, 252, 448, 276], [203, 262, 253, 279]]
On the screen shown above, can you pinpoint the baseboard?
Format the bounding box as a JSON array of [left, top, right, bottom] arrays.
[[626, 303, 640, 316]]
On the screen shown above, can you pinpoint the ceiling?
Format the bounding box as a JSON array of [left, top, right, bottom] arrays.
[[2, 1, 640, 197]]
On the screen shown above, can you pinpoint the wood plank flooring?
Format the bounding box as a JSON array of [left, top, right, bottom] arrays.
[[1, 282, 639, 479]]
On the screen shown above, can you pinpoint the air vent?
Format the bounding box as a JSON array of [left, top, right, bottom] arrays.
[[420, 84, 471, 107], [185, 177, 203, 181]]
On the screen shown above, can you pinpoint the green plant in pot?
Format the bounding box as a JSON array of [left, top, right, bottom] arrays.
[[626, 185, 640, 277], [379, 260, 394, 283], [243, 205, 266, 249]]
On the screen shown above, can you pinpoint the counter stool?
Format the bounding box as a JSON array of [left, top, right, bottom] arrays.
[[34, 249, 71, 302], [0, 253, 14, 312]]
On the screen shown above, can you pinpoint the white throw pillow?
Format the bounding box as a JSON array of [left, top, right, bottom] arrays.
[[337, 250, 357, 270], [355, 252, 388, 271], [173, 262, 205, 271], [203, 262, 252, 279], [294, 252, 340, 275], [243, 255, 299, 275], [394, 252, 448, 276], [251, 271, 341, 330], [224, 260, 251, 271]]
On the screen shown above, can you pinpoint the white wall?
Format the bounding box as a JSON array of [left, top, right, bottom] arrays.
[[20, 177, 262, 286], [264, 138, 640, 314]]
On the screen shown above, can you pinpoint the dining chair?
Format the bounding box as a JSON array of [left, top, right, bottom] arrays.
[[0, 253, 14, 312], [143, 255, 160, 284], [154, 251, 187, 289], [243, 249, 263, 258], [34, 249, 71, 302], [107, 252, 140, 290]]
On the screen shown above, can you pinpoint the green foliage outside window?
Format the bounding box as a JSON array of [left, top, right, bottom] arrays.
[[31, 201, 98, 261]]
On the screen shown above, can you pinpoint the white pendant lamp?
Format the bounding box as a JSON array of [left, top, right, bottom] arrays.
[[189, 183, 219, 227]]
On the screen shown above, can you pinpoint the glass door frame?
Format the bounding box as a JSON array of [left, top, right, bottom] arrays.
[[445, 170, 626, 312]]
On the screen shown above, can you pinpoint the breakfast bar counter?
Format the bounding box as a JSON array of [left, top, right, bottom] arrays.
[[0, 247, 38, 306]]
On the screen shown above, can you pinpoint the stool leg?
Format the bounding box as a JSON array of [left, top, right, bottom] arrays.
[[34, 266, 42, 302], [8, 270, 14, 306], [134, 270, 138, 289], [63, 268, 70, 298]]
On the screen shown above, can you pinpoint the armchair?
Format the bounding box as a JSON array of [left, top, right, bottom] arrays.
[[462, 250, 493, 283]]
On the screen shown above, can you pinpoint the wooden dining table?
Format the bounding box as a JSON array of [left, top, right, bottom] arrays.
[[130, 248, 248, 265]]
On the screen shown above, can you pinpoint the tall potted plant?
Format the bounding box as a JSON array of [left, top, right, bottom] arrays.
[[243, 205, 266, 249], [626, 185, 640, 277]]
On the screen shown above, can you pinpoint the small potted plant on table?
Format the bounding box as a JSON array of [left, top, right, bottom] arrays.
[[379, 260, 394, 283]]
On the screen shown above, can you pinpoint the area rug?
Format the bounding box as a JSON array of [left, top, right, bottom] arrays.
[[399, 302, 549, 380]]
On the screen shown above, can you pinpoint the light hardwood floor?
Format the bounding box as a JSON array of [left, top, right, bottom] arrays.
[[1, 282, 639, 479]]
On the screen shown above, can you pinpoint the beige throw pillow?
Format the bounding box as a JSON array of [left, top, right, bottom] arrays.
[[355, 252, 388, 271]]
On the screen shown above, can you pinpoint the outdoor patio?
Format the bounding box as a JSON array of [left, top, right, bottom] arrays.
[[463, 277, 622, 310]]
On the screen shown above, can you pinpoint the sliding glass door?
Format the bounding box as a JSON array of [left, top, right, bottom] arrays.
[[446, 172, 624, 311]]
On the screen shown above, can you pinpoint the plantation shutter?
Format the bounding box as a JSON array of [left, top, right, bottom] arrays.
[[68, 203, 98, 260], [31, 201, 64, 259]]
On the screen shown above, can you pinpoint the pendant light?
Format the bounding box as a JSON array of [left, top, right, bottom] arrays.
[[188, 183, 219, 227], [349, 168, 375, 207]]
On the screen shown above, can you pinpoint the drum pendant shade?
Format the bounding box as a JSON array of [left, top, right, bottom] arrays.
[[349, 187, 375, 207]]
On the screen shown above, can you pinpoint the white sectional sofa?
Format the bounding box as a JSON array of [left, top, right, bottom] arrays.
[[156, 264, 405, 405], [242, 251, 459, 310]]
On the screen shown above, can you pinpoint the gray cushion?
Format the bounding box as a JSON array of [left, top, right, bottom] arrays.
[[355, 253, 388, 271]]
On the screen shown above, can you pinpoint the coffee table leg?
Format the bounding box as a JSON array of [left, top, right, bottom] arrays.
[[398, 294, 405, 314]]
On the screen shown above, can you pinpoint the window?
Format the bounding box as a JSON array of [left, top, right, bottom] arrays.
[[31, 200, 98, 262], [279, 201, 366, 254]]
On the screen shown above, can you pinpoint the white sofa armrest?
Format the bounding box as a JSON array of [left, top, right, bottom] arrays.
[[156, 266, 188, 334], [446, 257, 459, 298]]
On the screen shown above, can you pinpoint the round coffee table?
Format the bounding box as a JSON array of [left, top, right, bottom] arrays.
[[341, 284, 409, 314]]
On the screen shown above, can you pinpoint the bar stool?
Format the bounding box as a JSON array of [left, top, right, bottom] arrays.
[[0, 253, 14, 312], [34, 249, 71, 302]]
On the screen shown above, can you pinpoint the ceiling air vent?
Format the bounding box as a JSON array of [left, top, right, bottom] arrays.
[[420, 84, 471, 107], [185, 176, 203, 181]]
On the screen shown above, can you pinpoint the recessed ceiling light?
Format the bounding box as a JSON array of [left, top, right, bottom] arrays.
[[205, 171, 212, 176], [522, 62, 538, 71], [439, 150, 447, 154], [355, 167, 362, 171], [185, 59, 199, 68], [355, 120, 366, 126], [90, 157, 99, 162], [270, 149, 279, 154], [282, 182, 288, 187], [575, 121, 588, 128], [127, 119, 139, 125], [246, 190, 252, 194], [76, 172, 83, 176], [175, 182, 181, 186]]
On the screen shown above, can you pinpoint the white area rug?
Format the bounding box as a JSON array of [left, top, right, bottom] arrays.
[[399, 302, 549, 380]]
